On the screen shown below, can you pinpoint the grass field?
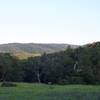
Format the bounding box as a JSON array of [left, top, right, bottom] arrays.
[[13, 52, 41, 59], [0, 83, 100, 100]]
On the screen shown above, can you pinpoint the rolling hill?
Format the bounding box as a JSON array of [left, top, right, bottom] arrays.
[[0, 43, 78, 59]]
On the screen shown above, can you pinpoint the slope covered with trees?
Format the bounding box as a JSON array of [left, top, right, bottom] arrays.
[[0, 43, 77, 53], [0, 43, 78, 59], [0, 42, 100, 84]]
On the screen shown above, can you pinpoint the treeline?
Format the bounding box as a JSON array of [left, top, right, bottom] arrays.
[[0, 42, 100, 84]]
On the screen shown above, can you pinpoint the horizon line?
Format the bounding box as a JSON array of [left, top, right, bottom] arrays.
[[0, 41, 99, 46]]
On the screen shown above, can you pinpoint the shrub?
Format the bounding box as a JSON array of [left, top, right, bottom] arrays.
[[70, 76, 85, 84], [1, 82, 17, 87], [58, 79, 70, 85]]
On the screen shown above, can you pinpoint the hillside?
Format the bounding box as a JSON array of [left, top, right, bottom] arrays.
[[0, 42, 100, 84], [0, 43, 78, 59]]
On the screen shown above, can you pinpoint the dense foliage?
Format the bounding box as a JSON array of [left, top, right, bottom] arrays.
[[0, 42, 100, 84]]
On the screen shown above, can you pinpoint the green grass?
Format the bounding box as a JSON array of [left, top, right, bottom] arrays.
[[0, 83, 100, 100], [13, 52, 41, 59]]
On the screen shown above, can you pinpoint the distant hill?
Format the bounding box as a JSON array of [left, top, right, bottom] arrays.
[[0, 43, 78, 59]]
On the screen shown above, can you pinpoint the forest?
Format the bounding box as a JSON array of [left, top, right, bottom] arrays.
[[0, 42, 100, 85]]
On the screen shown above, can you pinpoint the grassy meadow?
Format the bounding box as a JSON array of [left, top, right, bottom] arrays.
[[0, 83, 100, 100]]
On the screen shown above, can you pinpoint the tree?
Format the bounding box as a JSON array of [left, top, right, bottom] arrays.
[[0, 53, 13, 82]]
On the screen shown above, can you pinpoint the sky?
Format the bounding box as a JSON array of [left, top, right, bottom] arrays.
[[0, 0, 100, 45]]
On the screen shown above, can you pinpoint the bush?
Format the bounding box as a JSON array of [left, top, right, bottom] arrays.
[[58, 79, 70, 85], [1, 82, 17, 87], [70, 76, 85, 84]]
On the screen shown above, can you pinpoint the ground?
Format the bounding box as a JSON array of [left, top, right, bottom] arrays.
[[0, 83, 100, 100]]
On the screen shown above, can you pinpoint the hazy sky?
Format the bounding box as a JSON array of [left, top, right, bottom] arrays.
[[0, 0, 100, 45]]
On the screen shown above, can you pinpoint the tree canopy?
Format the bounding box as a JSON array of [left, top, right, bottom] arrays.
[[0, 42, 100, 85]]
